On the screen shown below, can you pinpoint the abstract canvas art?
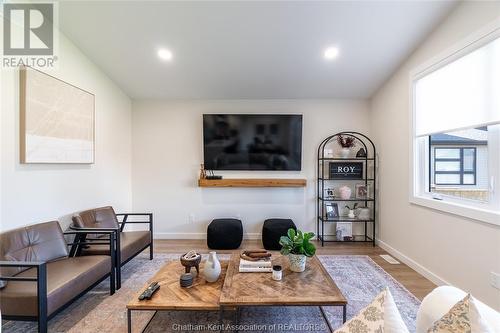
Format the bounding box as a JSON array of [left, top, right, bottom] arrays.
[[20, 67, 95, 163]]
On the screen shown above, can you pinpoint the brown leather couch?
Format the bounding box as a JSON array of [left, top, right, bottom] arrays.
[[71, 206, 153, 289], [0, 221, 116, 333]]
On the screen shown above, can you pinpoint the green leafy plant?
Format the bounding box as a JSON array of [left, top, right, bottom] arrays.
[[279, 228, 316, 257], [337, 134, 356, 148], [345, 203, 358, 210]]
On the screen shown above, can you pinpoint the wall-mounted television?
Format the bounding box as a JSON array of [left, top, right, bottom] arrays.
[[203, 114, 303, 171]]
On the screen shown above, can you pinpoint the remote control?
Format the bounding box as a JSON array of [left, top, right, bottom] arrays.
[[138, 281, 160, 300]]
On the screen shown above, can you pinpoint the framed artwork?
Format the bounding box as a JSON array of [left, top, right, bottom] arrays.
[[324, 188, 335, 199], [325, 202, 339, 219], [20, 66, 95, 164], [336, 222, 353, 238], [355, 183, 371, 199]]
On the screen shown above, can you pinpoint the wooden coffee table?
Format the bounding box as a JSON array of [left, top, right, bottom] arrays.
[[220, 254, 347, 332], [126, 254, 346, 332], [126, 260, 228, 333]]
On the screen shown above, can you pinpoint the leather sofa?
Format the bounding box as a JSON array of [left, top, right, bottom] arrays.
[[71, 206, 153, 289], [0, 221, 116, 333]]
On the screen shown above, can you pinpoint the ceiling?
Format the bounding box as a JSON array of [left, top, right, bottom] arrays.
[[59, 1, 457, 100]]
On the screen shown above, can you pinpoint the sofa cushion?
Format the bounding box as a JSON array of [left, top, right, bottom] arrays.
[[427, 294, 494, 333], [334, 287, 409, 333], [0, 255, 111, 317], [81, 231, 150, 263], [0, 221, 68, 278]]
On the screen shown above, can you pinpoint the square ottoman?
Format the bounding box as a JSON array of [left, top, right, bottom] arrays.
[[262, 218, 296, 250], [207, 218, 243, 249]]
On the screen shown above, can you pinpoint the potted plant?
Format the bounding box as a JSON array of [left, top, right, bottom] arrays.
[[279, 228, 316, 272], [337, 134, 356, 158], [345, 203, 358, 218]]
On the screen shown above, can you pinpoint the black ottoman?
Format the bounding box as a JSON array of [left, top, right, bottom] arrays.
[[262, 218, 296, 250], [207, 218, 243, 249]]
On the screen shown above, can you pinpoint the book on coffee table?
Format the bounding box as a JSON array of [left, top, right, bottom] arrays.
[[239, 258, 272, 273]]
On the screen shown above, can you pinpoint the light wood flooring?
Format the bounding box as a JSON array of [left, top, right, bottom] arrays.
[[153, 239, 436, 301]]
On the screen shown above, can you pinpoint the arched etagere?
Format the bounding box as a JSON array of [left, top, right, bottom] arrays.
[[317, 131, 377, 246]]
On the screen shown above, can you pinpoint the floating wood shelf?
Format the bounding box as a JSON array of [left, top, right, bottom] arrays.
[[198, 178, 307, 188]]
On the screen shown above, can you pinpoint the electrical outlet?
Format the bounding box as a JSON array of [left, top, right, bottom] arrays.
[[491, 272, 500, 290], [189, 213, 195, 223]]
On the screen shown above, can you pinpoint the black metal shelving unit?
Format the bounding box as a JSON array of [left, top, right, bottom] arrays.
[[317, 132, 377, 246]]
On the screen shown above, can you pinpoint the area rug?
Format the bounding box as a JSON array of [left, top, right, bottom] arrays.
[[2, 254, 420, 333]]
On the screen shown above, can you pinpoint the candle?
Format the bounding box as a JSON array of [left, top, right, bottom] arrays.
[[272, 265, 282, 281]]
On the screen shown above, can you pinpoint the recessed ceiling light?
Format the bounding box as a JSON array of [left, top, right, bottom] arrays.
[[157, 48, 173, 61], [324, 47, 339, 60]]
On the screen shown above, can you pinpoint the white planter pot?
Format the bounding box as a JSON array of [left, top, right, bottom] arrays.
[[288, 254, 307, 272], [340, 148, 351, 158]]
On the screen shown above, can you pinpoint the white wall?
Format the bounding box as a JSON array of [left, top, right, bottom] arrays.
[[370, 1, 500, 308], [0, 33, 132, 231], [132, 100, 370, 239]]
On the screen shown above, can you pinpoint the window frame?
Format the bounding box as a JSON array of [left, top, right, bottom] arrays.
[[433, 147, 476, 186], [409, 19, 500, 226]]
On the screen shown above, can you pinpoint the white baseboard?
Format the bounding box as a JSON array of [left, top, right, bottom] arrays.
[[377, 238, 450, 287], [154, 232, 261, 240]]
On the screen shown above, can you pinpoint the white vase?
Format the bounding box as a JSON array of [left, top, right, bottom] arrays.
[[340, 148, 351, 158], [339, 186, 352, 200], [288, 254, 307, 272], [348, 210, 355, 219], [203, 251, 221, 282]]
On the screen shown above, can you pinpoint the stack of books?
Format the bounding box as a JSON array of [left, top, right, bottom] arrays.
[[239, 258, 272, 273]]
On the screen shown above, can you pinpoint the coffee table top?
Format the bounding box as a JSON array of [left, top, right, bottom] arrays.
[[127, 254, 346, 311], [127, 260, 227, 311], [220, 254, 347, 306]]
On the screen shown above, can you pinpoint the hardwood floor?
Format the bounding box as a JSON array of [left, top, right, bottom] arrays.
[[153, 239, 436, 301]]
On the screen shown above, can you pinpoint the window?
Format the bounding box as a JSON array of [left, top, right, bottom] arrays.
[[410, 25, 500, 225], [433, 147, 476, 186]]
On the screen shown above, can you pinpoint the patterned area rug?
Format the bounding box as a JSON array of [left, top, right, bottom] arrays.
[[2, 254, 420, 333]]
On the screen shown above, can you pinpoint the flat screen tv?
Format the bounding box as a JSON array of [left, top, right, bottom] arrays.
[[203, 114, 302, 171]]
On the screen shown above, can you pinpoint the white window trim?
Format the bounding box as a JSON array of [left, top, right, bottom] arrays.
[[409, 19, 500, 226]]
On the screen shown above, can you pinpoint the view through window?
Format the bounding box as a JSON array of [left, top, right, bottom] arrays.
[[429, 127, 489, 202]]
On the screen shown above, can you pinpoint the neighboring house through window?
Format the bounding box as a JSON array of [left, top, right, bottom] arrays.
[[430, 128, 489, 202], [433, 147, 476, 185]]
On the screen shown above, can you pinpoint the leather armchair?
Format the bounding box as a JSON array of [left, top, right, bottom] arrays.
[[0, 221, 116, 333], [71, 206, 153, 289]]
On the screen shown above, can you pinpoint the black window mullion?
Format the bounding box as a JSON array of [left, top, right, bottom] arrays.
[[459, 148, 464, 185]]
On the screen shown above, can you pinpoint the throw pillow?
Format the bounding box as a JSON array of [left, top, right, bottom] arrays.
[[427, 294, 494, 333], [334, 287, 409, 333]]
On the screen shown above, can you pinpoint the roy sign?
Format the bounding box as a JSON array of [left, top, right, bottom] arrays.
[[328, 162, 364, 180]]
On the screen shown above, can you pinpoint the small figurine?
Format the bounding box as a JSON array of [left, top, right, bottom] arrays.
[[356, 148, 367, 158], [180, 250, 201, 276], [200, 164, 207, 179]]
